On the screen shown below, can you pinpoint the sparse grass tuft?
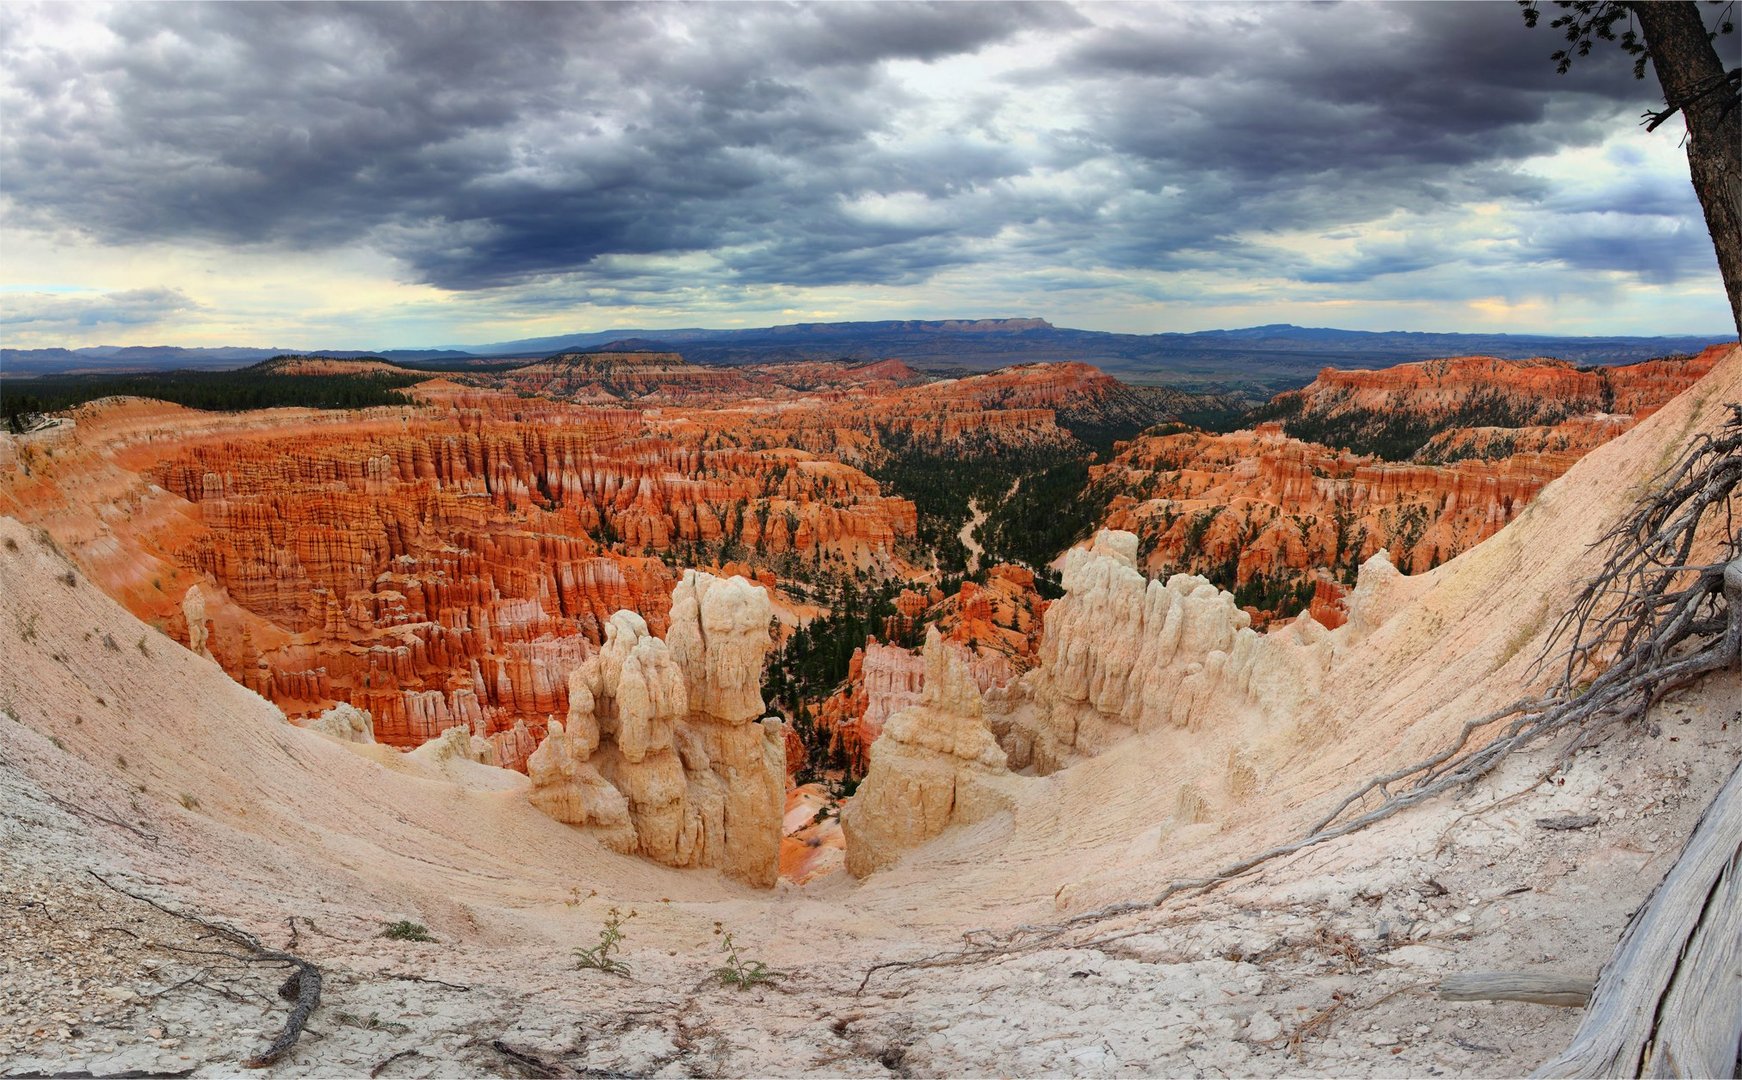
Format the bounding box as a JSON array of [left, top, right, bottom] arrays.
[[381, 920, 435, 942], [136, 635, 149, 656], [178, 793, 200, 811], [58, 569, 77, 587], [574, 907, 634, 976], [16, 613, 39, 643]]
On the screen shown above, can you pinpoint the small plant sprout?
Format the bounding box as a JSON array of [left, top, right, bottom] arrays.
[[574, 907, 635, 976], [381, 920, 435, 942], [712, 923, 784, 989]]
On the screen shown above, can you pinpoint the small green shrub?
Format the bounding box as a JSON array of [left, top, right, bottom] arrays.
[[712, 926, 784, 989], [381, 920, 435, 942], [574, 907, 634, 976]]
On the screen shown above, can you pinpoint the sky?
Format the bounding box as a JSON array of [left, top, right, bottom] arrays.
[[1, 0, 1736, 350]]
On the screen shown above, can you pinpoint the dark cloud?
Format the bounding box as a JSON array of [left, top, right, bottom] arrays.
[[1520, 213, 1719, 285], [0, 0, 1718, 306]]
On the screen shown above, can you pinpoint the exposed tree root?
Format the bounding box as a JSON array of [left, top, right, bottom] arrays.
[[85, 871, 322, 1070], [858, 404, 1742, 990], [369, 1049, 421, 1078]]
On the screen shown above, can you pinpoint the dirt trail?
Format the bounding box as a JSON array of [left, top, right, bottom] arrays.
[[959, 498, 987, 572], [959, 477, 1020, 573]]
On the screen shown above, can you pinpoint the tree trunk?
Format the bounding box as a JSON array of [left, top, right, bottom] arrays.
[[1630, 2, 1742, 337], [1532, 759, 1742, 1077]]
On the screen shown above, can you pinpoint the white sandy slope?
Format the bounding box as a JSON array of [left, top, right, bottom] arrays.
[[1, 346, 1739, 1077]]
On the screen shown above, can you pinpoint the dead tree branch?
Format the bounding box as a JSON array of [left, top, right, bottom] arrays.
[[85, 871, 322, 1069]]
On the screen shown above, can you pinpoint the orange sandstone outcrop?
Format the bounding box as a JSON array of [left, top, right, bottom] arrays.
[[814, 641, 926, 778], [811, 565, 1045, 777], [0, 356, 1197, 783], [1273, 350, 1721, 433], [1, 388, 926, 766], [1097, 424, 1563, 592], [1095, 350, 1722, 623]]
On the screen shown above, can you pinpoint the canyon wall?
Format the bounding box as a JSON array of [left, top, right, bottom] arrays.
[[3, 390, 923, 766], [0, 358, 1154, 773]]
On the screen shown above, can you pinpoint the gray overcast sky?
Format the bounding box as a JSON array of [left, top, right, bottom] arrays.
[[1, 0, 1735, 349]]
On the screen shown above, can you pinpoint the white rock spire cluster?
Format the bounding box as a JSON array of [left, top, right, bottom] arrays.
[[843, 530, 1405, 877], [842, 627, 1025, 877], [526, 570, 785, 886]]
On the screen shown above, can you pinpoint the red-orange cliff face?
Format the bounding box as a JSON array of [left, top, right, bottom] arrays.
[[0, 387, 931, 765], [497, 352, 759, 402], [1265, 351, 1722, 456], [479, 353, 1185, 464], [494, 353, 935, 406], [1095, 349, 1722, 624], [140, 403, 924, 753]]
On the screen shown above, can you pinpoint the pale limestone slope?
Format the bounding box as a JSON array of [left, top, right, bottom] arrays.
[[850, 345, 1740, 925]]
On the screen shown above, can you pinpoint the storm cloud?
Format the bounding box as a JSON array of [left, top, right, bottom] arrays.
[[0, 0, 1730, 342]]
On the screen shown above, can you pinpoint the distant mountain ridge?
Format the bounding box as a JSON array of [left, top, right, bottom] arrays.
[[0, 345, 473, 375], [4, 319, 1731, 398]]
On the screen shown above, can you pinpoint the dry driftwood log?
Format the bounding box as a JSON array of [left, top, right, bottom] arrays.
[[1533, 759, 1742, 1078], [1437, 971, 1595, 1008]]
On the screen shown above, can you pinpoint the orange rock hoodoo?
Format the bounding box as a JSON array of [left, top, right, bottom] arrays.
[[137, 405, 919, 758], [2, 355, 1140, 773]]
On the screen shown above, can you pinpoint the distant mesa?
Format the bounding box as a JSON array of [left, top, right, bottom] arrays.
[[249, 354, 418, 377]]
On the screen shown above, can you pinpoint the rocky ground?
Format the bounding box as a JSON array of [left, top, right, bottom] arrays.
[[5, 668, 1736, 1077]]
